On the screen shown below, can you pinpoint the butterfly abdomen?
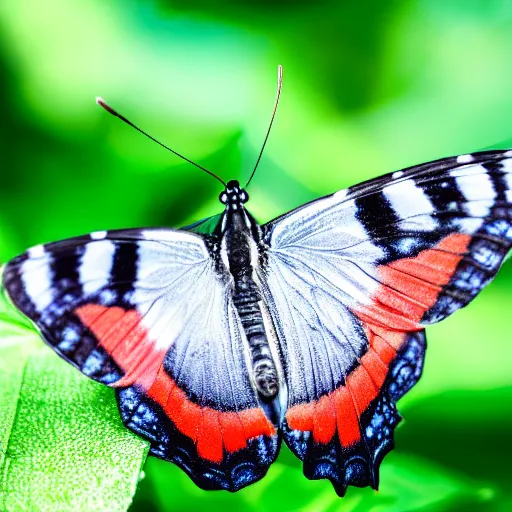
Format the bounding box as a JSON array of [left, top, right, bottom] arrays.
[[221, 210, 280, 401]]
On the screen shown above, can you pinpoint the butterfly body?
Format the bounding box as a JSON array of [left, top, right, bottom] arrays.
[[3, 150, 512, 495], [214, 180, 284, 404]]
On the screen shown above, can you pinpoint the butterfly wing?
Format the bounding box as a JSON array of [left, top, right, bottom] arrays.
[[3, 228, 278, 491], [260, 150, 512, 494]]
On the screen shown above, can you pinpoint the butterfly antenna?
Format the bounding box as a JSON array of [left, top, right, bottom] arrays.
[[245, 65, 283, 188], [96, 97, 226, 186]]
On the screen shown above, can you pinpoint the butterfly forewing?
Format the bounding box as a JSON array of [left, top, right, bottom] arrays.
[[2, 228, 279, 491]]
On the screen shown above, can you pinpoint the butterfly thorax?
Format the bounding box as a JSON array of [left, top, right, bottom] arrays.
[[217, 181, 280, 401]]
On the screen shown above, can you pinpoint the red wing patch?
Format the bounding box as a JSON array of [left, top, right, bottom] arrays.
[[75, 304, 167, 389], [147, 365, 275, 463], [286, 326, 405, 447], [356, 233, 472, 330], [75, 304, 275, 463]]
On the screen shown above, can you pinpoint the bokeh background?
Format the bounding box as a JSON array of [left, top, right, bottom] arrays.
[[1, 0, 512, 511]]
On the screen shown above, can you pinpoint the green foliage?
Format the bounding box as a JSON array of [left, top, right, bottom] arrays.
[[0, 281, 149, 511], [132, 451, 495, 512]]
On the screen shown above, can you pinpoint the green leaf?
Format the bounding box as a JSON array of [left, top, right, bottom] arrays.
[[0, 274, 150, 512]]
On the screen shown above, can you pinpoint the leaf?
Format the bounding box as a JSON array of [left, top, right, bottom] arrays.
[[0, 274, 150, 512]]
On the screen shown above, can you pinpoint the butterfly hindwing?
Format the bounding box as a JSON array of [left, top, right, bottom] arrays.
[[282, 330, 425, 496], [3, 228, 279, 491], [262, 150, 512, 492]]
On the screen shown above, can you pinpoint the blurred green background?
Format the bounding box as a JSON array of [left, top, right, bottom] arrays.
[[1, 0, 512, 511]]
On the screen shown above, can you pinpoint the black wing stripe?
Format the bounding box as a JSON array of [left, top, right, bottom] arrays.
[[109, 238, 139, 308], [354, 190, 401, 260]]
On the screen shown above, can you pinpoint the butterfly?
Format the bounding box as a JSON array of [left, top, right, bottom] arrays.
[[3, 61, 512, 494], [3, 144, 512, 495]]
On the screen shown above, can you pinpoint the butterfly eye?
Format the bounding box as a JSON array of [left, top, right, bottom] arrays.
[[219, 192, 228, 204], [240, 190, 249, 203]]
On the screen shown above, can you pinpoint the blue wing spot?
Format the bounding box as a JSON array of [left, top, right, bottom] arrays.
[[81, 349, 105, 376]]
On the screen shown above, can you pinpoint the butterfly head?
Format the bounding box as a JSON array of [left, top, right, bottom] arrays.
[[219, 180, 249, 211]]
